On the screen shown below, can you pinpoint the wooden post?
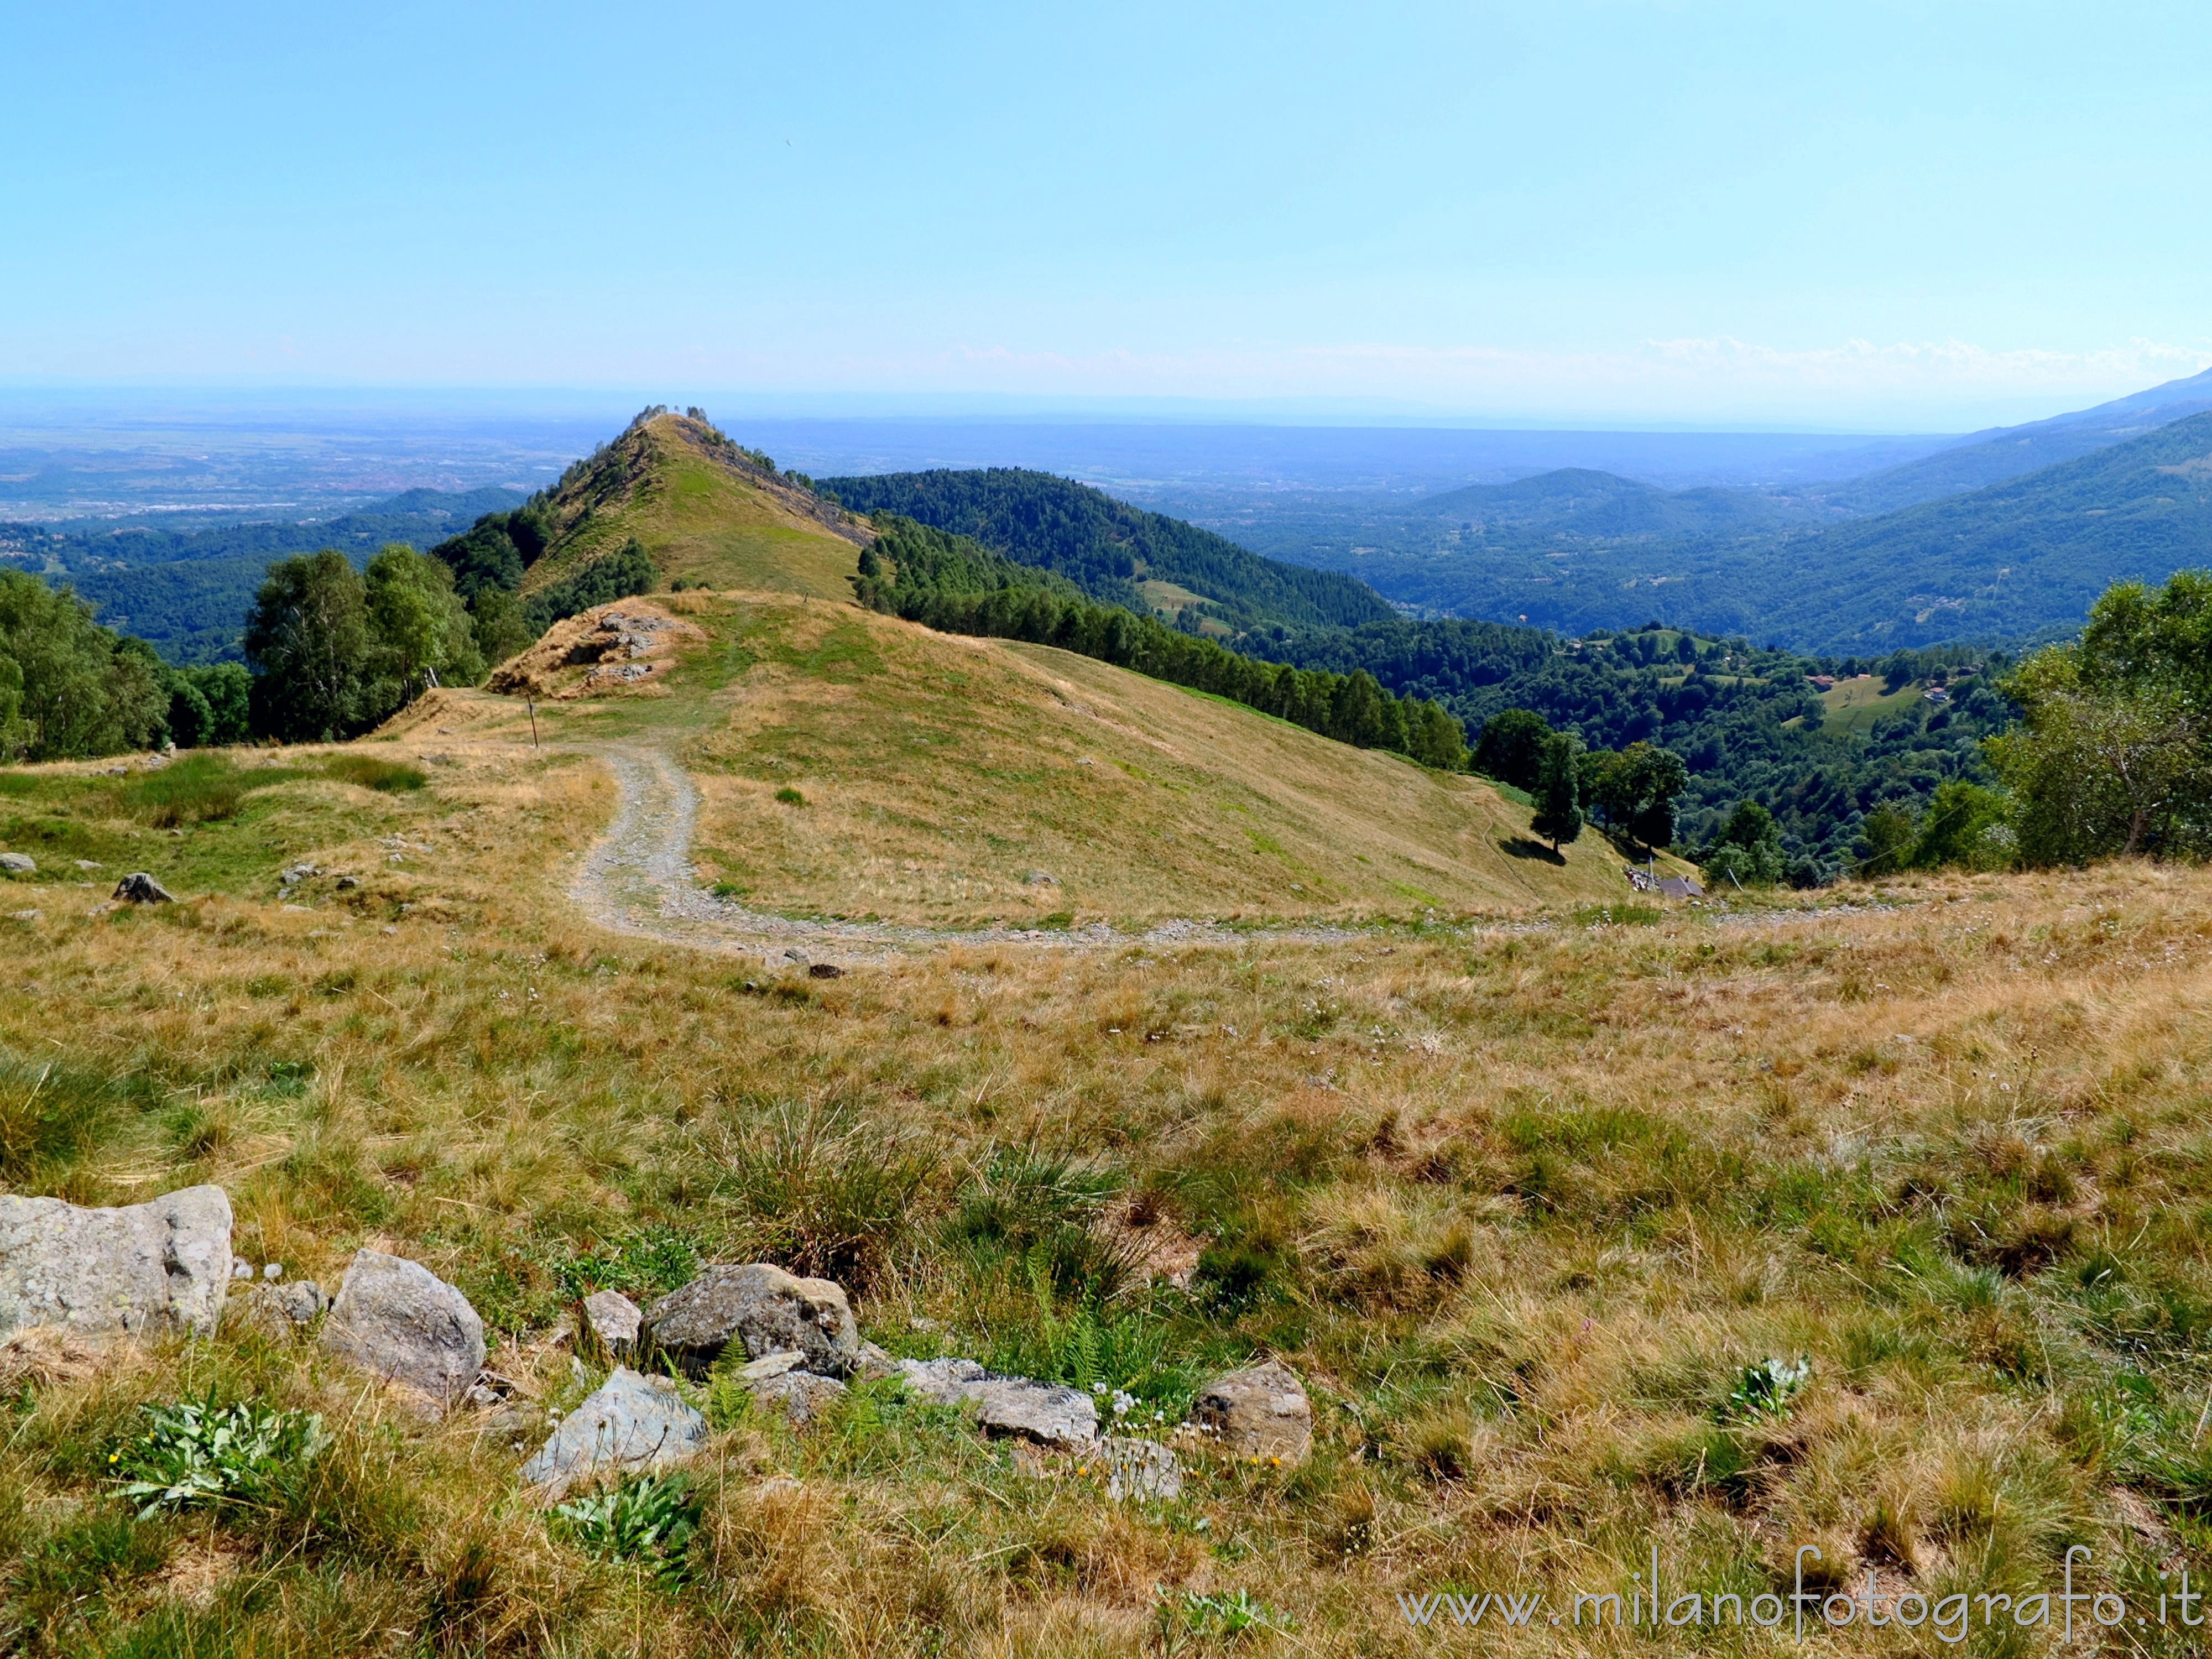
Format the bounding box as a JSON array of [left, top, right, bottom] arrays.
[[528, 698, 539, 749]]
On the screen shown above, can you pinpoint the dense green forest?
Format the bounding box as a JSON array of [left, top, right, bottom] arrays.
[[822, 467, 1395, 634], [0, 489, 523, 662], [855, 518, 1468, 770], [1254, 617, 2013, 882]]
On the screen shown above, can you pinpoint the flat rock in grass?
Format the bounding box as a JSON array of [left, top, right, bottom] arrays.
[[895, 1358, 1099, 1449], [644, 1263, 859, 1379], [1102, 1435, 1182, 1502], [749, 1369, 847, 1427], [0, 1185, 232, 1342], [520, 1367, 708, 1498], [581, 1289, 642, 1356], [319, 1249, 484, 1409], [0, 853, 34, 874], [1187, 1359, 1312, 1465]]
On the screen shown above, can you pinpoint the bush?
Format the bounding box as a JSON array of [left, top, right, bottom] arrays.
[[711, 1098, 936, 1288], [114, 1395, 327, 1519], [550, 1472, 699, 1583], [774, 786, 805, 806]]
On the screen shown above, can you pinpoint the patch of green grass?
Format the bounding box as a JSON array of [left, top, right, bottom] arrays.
[[128, 754, 299, 827], [774, 786, 805, 806], [0, 1056, 159, 1185], [322, 754, 427, 792]]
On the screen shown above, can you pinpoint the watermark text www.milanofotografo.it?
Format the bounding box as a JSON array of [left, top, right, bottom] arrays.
[[1394, 1548, 2200, 1644]]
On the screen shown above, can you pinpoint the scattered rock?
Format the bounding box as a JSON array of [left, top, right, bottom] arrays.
[[112, 873, 175, 904], [228, 1279, 325, 1338], [750, 1369, 847, 1427], [779, 946, 811, 968], [335, 875, 359, 890], [853, 1340, 897, 1381], [467, 1369, 522, 1410], [645, 1263, 860, 1378], [319, 1249, 486, 1409], [74, 859, 102, 871], [1102, 1434, 1182, 1501], [581, 1289, 643, 1357], [1024, 872, 1058, 886], [736, 1350, 807, 1383], [0, 853, 34, 874], [896, 1358, 1099, 1448], [807, 962, 846, 979], [1187, 1359, 1312, 1465], [0, 1185, 233, 1342], [279, 864, 319, 885], [520, 1368, 708, 1498]]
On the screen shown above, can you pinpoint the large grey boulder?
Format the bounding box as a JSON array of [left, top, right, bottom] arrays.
[[112, 873, 174, 904], [1187, 1359, 1312, 1465], [0, 1186, 232, 1342], [520, 1368, 708, 1498], [319, 1250, 484, 1408], [896, 1357, 1099, 1449], [0, 853, 34, 874], [644, 1263, 859, 1378]]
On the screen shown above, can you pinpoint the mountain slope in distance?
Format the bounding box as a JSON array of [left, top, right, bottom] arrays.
[[1818, 365, 2212, 514], [819, 466, 1396, 635]]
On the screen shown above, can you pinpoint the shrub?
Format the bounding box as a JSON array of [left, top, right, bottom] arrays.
[[114, 1395, 327, 1519], [549, 1472, 699, 1583], [774, 786, 805, 806], [711, 1097, 936, 1287]]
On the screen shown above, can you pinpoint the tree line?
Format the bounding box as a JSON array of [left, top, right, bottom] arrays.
[[854, 518, 1469, 770]]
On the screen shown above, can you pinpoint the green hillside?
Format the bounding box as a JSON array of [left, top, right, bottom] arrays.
[[820, 466, 1396, 633]]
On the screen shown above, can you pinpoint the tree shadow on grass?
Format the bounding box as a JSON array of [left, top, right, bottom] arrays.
[[1499, 836, 1566, 865]]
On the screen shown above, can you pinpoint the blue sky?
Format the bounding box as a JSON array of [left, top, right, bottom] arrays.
[[6, 2, 2208, 429]]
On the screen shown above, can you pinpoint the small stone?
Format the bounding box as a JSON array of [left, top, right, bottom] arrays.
[[1187, 1359, 1312, 1465], [779, 946, 811, 968], [750, 1369, 846, 1427], [645, 1263, 860, 1379], [737, 1350, 806, 1383], [228, 1279, 324, 1337], [112, 873, 175, 904], [319, 1249, 486, 1410], [520, 1367, 709, 1498], [73, 860, 102, 872], [852, 1340, 897, 1381], [1024, 872, 1058, 886], [0, 853, 34, 874], [1103, 1435, 1182, 1501], [263, 1262, 283, 1281], [807, 962, 845, 979], [582, 1288, 643, 1357], [335, 875, 359, 890]]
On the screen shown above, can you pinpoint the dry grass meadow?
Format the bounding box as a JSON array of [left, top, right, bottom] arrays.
[[3, 554, 2211, 1651], [4, 703, 2211, 1651]]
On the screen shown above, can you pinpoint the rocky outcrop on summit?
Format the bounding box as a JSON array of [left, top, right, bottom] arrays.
[[319, 1249, 485, 1409], [0, 1186, 232, 1342], [644, 1262, 859, 1378]]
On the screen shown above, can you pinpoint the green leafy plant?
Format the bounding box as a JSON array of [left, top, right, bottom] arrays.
[[774, 786, 805, 806], [548, 1472, 700, 1583], [113, 1395, 326, 1518], [1171, 1587, 1287, 1637], [1717, 1356, 1811, 1423]]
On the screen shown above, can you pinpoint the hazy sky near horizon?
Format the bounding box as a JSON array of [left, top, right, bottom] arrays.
[[6, 2, 2209, 431]]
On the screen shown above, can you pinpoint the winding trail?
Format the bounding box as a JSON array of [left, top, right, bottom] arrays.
[[566, 744, 1865, 962], [567, 745, 1317, 962]]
